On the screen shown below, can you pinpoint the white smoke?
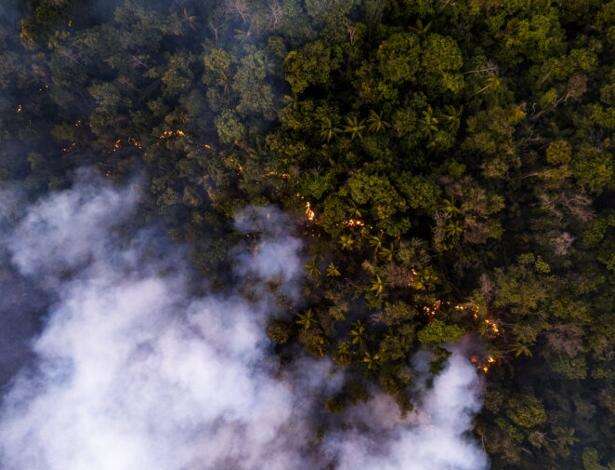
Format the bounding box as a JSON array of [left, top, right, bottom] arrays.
[[331, 352, 488, 470], [0, 173, 308, 470], [233, 205, 303, 300], [0, 173, 488, 470]]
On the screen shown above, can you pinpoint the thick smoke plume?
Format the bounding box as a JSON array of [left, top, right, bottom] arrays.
[[0, 173, 487, 470], [331, 352, 488, 470]]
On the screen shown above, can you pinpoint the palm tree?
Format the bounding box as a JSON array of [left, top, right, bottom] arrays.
[[319, 116, 338, 142], [344, 115, 366, 141], [350, 321, 366, 346], [181, 8, 198, 31], [367, 110, 389, 133], [441, 105, 462, 130], [362, 351, 381, 370], [511, 342, 533, 358], [422, 106, 439, 138], [297, 310, 316, 330], [369, 274, 385, 297]]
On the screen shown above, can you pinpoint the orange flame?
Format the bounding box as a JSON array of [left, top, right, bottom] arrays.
[[305, 202, 315, 222]]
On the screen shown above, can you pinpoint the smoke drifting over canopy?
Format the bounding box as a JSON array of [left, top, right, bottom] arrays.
[[0, 173, 487, 470], [332, 352, 488, 470]]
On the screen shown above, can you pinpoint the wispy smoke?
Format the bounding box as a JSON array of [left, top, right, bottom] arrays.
[[233, 205, 303, 299], [0, 173, 488, 470]]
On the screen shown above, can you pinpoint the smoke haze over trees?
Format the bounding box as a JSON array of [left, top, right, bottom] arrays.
[[0, 0, 613, 469], [0, 173, 486, 470]]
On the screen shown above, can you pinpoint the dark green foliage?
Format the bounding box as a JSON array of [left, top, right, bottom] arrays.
[[1, 0, 613, 468]]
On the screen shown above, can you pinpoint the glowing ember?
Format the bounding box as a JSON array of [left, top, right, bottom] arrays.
[[62, 142, 77, 154], [305, 202, 315, 222], [423, 300, 441, 317]]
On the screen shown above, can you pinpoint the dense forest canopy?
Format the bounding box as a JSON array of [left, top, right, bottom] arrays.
[[0, 0, 613, 468]]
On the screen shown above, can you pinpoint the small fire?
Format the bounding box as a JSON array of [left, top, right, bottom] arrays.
[[160, 129, 187, 139], [265, 170, 290, 180], [454, 302, 480, 320], [305, 202, 315, 222], [113, 139, 123, 152], [128, 137, 143, 149], [484, 319, 499, 334], [472, 303, 480, 319], [470, 354, 497, 374], [16, 105, 22, 113], [344, 219, 365, 228]]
